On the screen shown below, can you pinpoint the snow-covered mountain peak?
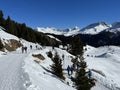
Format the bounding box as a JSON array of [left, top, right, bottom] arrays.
[[36, 21, 120, 35], [105, 22, 120, 33], [99, 21, 109, 26], [37, 27, 63, 35], [37, 26, 80, 36], [80, 22, 111, 34], [72, 26, 80, 31]]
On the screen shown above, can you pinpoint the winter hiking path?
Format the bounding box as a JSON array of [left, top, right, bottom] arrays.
[[0, 50, 30, 90]]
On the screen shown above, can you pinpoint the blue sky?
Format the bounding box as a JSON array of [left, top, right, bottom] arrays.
[[0, 0, 120, 29]]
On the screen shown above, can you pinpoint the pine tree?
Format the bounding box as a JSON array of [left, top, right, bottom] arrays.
[[51, 52, 65, 80], [0, 10, 5, 27], [47, 51, 53, 58], [70, 36, 84, 56], [73, 56, 95, 90]]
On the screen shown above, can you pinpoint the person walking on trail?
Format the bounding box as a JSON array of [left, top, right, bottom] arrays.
[[30, 45, 32, 49], [21, 46, 24, 53], [36, 45, 38, 49], [67, 65, 71, 76], [88, 69, 92, 78], [24, 46, 27, 53]]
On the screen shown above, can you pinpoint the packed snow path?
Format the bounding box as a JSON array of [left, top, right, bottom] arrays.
[[0, 51, 29, 90]]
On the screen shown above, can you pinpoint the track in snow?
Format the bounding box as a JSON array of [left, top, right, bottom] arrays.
[[0, 51, 29, 90]]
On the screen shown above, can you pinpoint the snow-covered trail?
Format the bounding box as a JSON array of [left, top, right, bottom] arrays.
[[0, 51, 29, 90]]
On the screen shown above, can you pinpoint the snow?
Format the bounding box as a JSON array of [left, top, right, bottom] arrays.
[[23, 45, 110, 90], [0, 27, 19, 40], [37, 27, 80, 36], [0, 51, 28, 90], [23, 47, 75, 90], [36, 22, 112, 35], [1, 25, 120, 90], [84, 45, 120, 90], [36, 22, 120, 36], [0, 27, 20, 47], [105, 22, 120, 33], [47, 35, 61, 42], [64, 27, 80, 36], [0, 43, 111, 90], [37, 27, 63, 35], [80, 22, 111, 34]]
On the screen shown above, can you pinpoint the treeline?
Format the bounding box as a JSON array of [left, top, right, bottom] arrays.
[[0, 10, 60, 46], [48, 34, 85, 55]]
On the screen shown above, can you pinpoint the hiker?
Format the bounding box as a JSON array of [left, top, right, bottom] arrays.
[[30, 45, 32, 49], [88, 69, 92, 78], [72, 63, 76, 71], [70, 65, 74, 75], [67, 65, 71, 76], [24, 46, 27, 53], [21, 46, 24, 53], [35, 45, 37, 49], [76, 62, 80, 70]]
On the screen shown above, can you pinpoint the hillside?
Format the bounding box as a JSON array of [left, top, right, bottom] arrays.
[[84, 45, 120, 90], [0, 25, 113, 90]]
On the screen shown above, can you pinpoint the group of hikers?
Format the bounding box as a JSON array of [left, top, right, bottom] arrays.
[[66, 63, 80, 75], [30, 45, 39, 50], [21, 45, 42, 53], [66, 64, 92, 78]]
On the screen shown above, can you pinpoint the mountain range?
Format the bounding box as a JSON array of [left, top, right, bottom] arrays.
[[37, 22, 120, 36], [37, 22, 120, 47]]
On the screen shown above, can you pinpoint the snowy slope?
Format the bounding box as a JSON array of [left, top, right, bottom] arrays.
[[64, 26, 80, 36], [0, 25, 119, 90], [84, 45, 120, 90], [0, 26, 20, 49], [37, 26, 80, 36], [37, 27, 63, 35], [22, 45, 110, 90], [0, 26, 19, 40], [105, 22, 120, 33], [80, 22, 111, 34], [23, 47, 75, 90]]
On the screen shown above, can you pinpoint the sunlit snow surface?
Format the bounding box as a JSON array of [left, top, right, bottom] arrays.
[[0, 26, 119, 90], [84, 45, 120, 90]]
